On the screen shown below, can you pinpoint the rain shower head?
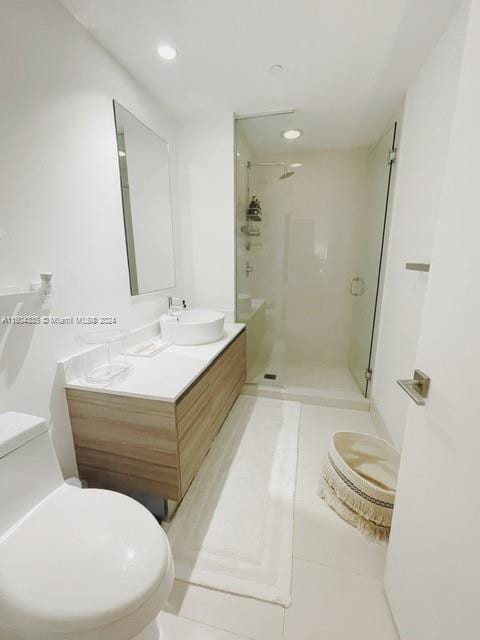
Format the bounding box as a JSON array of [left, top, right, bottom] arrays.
[[248, 161, 295, 180]]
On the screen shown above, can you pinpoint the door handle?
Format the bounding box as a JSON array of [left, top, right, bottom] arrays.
[[397, 370, 430, 405]]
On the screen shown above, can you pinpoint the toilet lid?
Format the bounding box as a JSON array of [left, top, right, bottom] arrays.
[[0, 484, 171, 633]]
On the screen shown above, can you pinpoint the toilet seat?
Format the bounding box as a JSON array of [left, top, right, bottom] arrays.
[[0, 484, 173, 639]]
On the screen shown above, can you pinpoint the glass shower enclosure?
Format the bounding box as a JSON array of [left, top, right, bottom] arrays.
[[235, 113, 397, 400], [349, 124, 397, 396], [235, 112, 295, 388]]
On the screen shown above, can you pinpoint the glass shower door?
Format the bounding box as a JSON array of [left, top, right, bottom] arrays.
[[349, 123, 397, 396], [235, 113, 295, 386]]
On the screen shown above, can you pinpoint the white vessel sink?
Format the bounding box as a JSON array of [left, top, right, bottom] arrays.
[[160, 309, 225, 346]]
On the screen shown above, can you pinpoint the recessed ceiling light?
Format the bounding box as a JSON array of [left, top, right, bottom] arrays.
[[157, 44, 177, 60], [290, 162, 302, 168], [118, 150, 126, 157], [270, 64, 284, 74], [282, 129, 303, 140]]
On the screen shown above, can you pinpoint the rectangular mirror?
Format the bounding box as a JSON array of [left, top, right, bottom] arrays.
[[113, 100, 176, 295]]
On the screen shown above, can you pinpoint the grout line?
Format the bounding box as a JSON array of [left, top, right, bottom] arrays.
[[170, 611, 256, 640], [292, 555, 386, 584], [283, 402, 303, 640]]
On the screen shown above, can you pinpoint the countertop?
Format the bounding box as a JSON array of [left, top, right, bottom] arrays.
[[65, 323, 245, 403]]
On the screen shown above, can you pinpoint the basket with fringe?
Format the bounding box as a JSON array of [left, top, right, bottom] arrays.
[[319, 431, 400, 542]]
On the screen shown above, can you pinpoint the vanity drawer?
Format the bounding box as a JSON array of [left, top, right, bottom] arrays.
[[67, 389, 181, 500], [177, 330, 246, 494]]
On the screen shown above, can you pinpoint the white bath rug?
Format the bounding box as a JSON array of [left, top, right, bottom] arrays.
[[166, 395, 301, 607]]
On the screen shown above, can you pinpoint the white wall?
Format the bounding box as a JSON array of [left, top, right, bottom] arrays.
[[178, 114, 235, 319], [0, 0, 183, 476], [385, 2, 480, 635], [284, 149, 370, 368], [370, 1, 469, 448]]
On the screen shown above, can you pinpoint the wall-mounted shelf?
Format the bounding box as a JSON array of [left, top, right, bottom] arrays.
[[405, 262, 430, 272], [0, 274, 53, 302], [0, 286, 32, 299]]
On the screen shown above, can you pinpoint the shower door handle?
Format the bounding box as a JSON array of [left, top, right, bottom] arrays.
[[350, 277, 365, 296]]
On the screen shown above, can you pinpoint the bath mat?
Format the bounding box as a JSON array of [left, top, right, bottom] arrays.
[[166, 395, 301, 607]]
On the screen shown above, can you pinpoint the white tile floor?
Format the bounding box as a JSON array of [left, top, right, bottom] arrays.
[[0, 404, 396, 640], [162, 403, 399, 640], [157, 611, 248, 638]]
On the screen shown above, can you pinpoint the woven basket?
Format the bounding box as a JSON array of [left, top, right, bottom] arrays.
[[319, 431, 400, 542]]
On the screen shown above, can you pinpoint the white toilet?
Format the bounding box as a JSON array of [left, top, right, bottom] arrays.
[[0, 412, 174, 640]]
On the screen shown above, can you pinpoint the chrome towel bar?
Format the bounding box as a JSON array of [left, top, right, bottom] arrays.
[[405, 262, 430, 272]]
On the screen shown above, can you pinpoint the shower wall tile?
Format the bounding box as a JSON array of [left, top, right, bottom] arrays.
[[254, 148, 370, 368]]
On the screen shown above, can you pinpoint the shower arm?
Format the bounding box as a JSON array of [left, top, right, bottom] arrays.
[[245, 161, 295, 210], [247, 161, 287, 169], [246, 162, 294, 199]]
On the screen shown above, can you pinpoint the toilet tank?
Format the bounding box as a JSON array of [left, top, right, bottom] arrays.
[[0, 412, 64, 537]]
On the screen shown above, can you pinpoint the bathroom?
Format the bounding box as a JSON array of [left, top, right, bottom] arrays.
[[0, 1, 478, 639]]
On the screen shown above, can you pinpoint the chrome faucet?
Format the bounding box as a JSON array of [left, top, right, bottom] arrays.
[[167, 296, 187, 316]]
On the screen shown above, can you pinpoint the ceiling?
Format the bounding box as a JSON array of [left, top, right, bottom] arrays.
[[61, 0, 462, 150]]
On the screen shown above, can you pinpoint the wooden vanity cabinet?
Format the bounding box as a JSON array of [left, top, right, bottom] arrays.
[[66, 329, 246, 502]]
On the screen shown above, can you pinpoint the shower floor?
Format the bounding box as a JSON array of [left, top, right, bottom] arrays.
[[247, 345, 368, 410], [284, 362, 364, 399]]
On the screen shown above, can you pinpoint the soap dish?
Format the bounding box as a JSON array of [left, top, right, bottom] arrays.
[[123, 338, 169, 358]]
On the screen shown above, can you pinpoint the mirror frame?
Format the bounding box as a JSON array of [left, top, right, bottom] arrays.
[[113, 99, 177, 296]]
